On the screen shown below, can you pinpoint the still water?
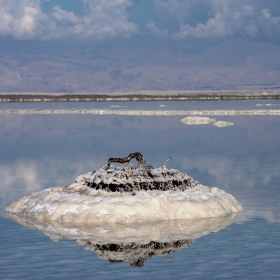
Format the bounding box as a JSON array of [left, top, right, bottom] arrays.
[[1, 100, 280, 279]]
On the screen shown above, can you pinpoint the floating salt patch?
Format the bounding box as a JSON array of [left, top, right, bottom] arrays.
[[180, 117, 216, 125], [213, 121, 234, 127]]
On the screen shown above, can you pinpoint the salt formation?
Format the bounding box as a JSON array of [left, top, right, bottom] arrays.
[[180, 116, 216, 125], [76, 165, 197, 193], [6, 152, 243, 224], [180, 117, 235, 127], [213, 121, 234, 127]]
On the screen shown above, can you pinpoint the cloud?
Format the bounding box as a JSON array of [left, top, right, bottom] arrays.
[[258, 9, 280, 37], [176, 154, 280, 224], [153, 0, 190, 26], [0, 0, 280, 41], [0, 0, 51, 39], [148, 0, 280, 40], [0, 0, 138, 40], [146, 21, 168, 38], [0, 157, 105, 216]]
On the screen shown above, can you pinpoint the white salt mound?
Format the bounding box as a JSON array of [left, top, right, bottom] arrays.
[[5, 162, 243, 267], [6, 182, 243, 224]]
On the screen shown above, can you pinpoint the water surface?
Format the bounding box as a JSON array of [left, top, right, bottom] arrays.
[[1, 100, 280, 279]]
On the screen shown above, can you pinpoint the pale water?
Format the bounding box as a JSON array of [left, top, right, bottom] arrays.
[[1, 101, 280, 279]]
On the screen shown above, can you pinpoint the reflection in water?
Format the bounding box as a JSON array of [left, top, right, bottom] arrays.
[[79, 239, 193, 267], [1, 101, 280, 278], [7, 213, 241, 266]]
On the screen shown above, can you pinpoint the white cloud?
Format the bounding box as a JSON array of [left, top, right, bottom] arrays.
[[150, 0, 280, 39], [181, 5, 260, 38], [146, 22, 168, 38], [0, 157, 105, 216], [153, 0, 190, 24], [1, 0, 280, 41], [73, 0, 138, 39], [0, 0, 138, 40], [258, 9, 280, 37], [0, 0, 51, 39]]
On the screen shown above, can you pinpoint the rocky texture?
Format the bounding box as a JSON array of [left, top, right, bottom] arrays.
[[76, 164, 197, 192]]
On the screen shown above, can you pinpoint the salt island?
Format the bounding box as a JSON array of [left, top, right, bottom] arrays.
[[5, 152, 243, 224]]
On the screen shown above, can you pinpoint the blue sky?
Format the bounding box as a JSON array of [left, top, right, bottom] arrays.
[[0, 1, 280, 92]]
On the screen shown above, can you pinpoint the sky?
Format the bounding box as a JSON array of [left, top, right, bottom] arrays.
[[1, 0, 280, 92]]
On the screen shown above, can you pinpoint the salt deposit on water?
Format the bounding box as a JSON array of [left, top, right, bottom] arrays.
[[5, 157, 243, 224], [6, 184, 243, 223], [6, 183, 243, 223]]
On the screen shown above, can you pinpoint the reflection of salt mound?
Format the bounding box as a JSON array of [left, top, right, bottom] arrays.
[[6, 213, 241, 266], [79, 239, 192, 267], [6, 213, 240, 242]]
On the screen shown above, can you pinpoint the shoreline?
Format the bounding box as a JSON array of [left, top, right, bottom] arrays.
[[1, 90, 280, 102], [1, 109, 280, 116]]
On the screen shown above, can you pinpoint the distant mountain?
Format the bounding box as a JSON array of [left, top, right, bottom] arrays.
[[1, 39, 280, 93]]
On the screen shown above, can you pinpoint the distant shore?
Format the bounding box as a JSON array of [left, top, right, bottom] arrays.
[[1, 109, 280, 116], [1, 90, 280, 102]]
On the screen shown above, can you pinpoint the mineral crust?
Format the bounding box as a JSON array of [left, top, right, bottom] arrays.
[[76, 163, 198, 193], [5, 154, 244, 224]]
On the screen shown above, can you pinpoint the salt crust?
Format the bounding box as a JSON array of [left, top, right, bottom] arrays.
[[214, 121, 234, 127], [76, 166, 197, 192], [180, 117, 234, 127], [6, 183, 243, 224], [180, 117, 216, 125]]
